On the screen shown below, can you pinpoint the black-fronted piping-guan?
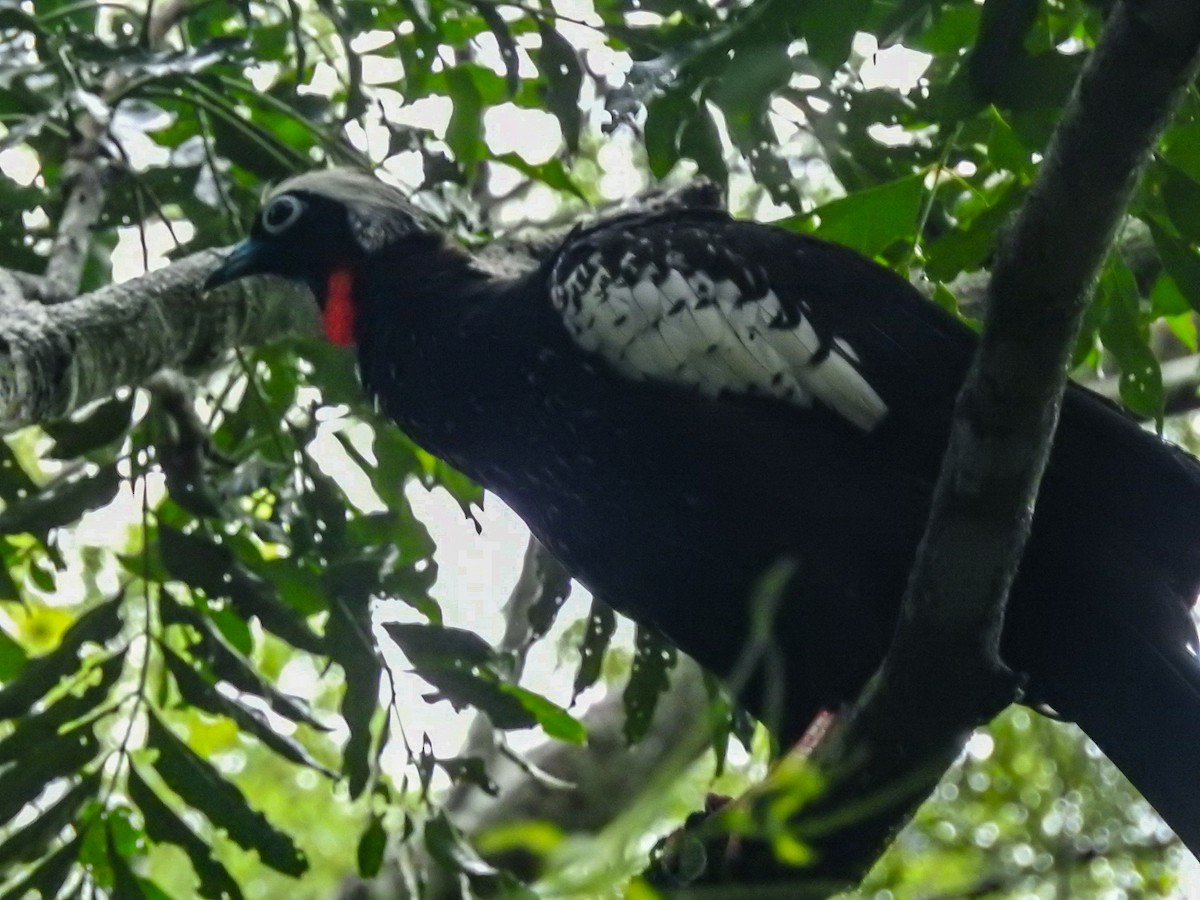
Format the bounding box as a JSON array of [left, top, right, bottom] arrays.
[[205, 169, 1200, 853]]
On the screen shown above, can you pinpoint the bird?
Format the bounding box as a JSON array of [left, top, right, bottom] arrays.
[[206, 168, 1200, 856]]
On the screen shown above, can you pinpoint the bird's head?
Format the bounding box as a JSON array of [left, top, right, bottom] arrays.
[[203, 169, 437, 345]]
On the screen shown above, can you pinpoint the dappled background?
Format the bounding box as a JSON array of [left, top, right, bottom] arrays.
[[0, 0, 1198, 896]]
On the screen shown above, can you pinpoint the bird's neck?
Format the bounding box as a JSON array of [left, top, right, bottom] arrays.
[[347, 235, 524, 464], [347, 235, 495, 352]]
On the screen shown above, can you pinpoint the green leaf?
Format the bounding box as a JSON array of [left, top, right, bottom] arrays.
[[342, 512, 429, 566], [524, 554, 571, 643], [385, 622, 581, 737], [42, 395, 134, 460], [704, 673, 734, 777], [536, 21, 583, 153], [365, 426, 423, 504], [0, 727, 99, 827], [572, 600, 616, 702], [1151, 270, 1193, 317], [445, 66, 484, 175], [490, 153, 585, 200], [1161, 162, 1200, 245], [710, 39, 797, 205], [128, 765, 245, 900], [106, 820, 147, 900], [1149, 219, 1200, 312], [0, 651, 124, 766], [797, 0, 871, 70], [356, 814, 387, 879], [1164, 114, 1200, 183], [0, 440, 38, 502], [808, 173, 925, 257], [0, 832, 82, 900], [437, 755, 499, 795], [473, 2, 520, 96], [418, 452, 483, 520], [623, 625, 677, 745], [425, 811, 498, 879], [1165, 309, 1199, 352], [394, 26, 436, 98], [500, 683, 586, 744], [146, 711, 308, 876], [644, 88, 692, 181], [258, 559, 327, 616], [1098, 257, 1163, 421], [0, 595, 123, 720], [414, 667, 537, 729], [0, 772, 98, 872], [0, 621, 27, 680], [28, 556, 56, 592], [986, 109, 1034, 176], [381, 563, 442, 623], [325, 589, 382, 799], [924, 182, 1024, 281], [903, 1, 980, 54], [104, 806, 143, 864], [160, 588, 328, 731], [204, 100, 296, 182], [679, 103, 728, 186], [158, 525, 325, 655], [384, 622, 499, 671], [0, 462, 121, 537], [161, 646, 334, 775]]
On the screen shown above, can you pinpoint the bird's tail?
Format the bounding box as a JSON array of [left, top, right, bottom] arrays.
[[1030, 612, 1200, 855]]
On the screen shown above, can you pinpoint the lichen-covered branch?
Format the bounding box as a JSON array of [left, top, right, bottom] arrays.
[[0, 250, 318, 429], [0, 180, 721, 433]]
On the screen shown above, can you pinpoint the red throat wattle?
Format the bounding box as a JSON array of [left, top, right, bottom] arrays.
[[323, 268, 357, 346]]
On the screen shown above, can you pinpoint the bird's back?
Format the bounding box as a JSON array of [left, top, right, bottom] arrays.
[[521, 209, 1200, 730], [204, 170, 1200, 852], [355, 201, 1200, 745]]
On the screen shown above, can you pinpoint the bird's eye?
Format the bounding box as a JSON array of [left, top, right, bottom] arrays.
[[262, 195, 305, 235]]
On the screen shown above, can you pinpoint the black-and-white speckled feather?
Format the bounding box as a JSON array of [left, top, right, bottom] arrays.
[[207, 171, 1200, 855], [549, 212, 890, 430]]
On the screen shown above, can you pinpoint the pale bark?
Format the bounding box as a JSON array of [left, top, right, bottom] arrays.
[[0, 253, 317, 429], [0, 181, 723, 432]]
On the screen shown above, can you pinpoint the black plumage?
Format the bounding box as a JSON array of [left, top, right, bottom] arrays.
[[206, 170, 1200, 854]]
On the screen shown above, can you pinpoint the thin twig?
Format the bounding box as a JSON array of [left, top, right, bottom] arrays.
[[41, 0, 193, 302]]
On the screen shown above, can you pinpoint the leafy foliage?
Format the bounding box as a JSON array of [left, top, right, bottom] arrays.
[[0, 0, 1195, 896]]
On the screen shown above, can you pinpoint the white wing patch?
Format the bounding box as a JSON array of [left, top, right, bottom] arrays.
[[552, 249, 888, 431]]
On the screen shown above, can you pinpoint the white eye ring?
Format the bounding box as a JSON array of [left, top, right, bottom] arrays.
[[262, 195, 305, 235]]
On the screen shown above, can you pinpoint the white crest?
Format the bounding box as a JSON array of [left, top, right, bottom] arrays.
[[269, 169, 434, 253]]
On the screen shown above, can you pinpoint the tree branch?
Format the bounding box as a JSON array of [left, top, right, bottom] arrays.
[[41, 0, 193, 302], [0, 251, 318, 429], [0, 180, 722, 433], [688, 0, 1200, 888]]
